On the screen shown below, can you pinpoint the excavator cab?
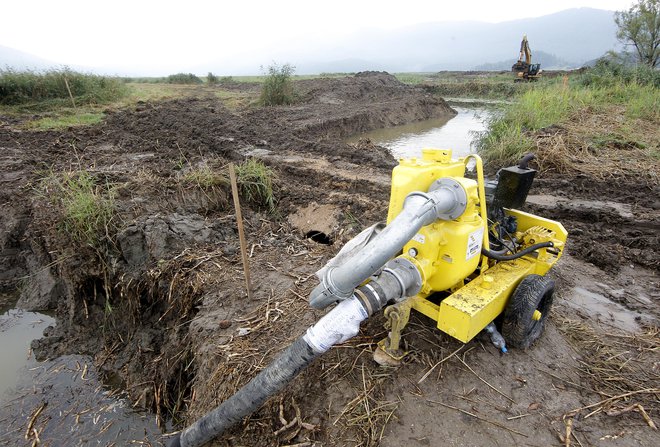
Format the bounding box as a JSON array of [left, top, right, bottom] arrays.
[[528, 63, 541, 76]]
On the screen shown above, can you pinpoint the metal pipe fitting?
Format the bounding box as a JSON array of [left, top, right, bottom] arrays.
[[309, 179, 466, 309]]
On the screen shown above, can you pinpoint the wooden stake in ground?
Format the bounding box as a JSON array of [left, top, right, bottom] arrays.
[[229, 163, 252, 300], [63, 76, 76, 108]]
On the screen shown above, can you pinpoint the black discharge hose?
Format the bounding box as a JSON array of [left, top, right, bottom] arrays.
[[166, 261, 418, 447], [481, 241, 554, 261], [167, 336, 320, 447], [168, 260, 412, 447]]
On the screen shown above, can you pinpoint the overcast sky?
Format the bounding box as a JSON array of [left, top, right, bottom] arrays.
[[2, 0, 635, 74]]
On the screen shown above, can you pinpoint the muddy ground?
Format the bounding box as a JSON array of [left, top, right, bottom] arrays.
[[0, 72, 658, 447]]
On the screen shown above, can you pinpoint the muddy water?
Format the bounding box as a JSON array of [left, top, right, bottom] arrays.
[[0, 306, 54, 397], [568, 286, 643, 332], [347, 106, 495, 159], [0, 354, 165, 447], [0, 295, 164, 446]]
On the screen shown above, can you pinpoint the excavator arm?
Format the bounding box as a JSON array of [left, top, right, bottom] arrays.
[[518, 35, 531, 65]]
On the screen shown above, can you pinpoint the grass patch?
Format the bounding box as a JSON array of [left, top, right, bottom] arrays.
[[396, 71, 532, 99], [29, 112, 105, 130], [624, 85, 659, 120], [40, 170, 116, 247], [213, 89, 254, 109], [394, 72, 436, 85], [0, 68, 127, 107], [424, 80, 529, 99], [182, 164, 228, 188], [235, 158, 276, 210]]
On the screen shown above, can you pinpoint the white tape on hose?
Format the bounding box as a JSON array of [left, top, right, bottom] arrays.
[[304, 297, 368, 354]]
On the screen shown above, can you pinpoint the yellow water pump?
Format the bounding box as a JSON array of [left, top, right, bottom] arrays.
[[170, 148, 568, 447], [377, 148, 566, 361]]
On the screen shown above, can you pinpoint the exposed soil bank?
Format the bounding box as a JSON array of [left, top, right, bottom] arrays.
[[0, 72, 454, 445], [0, 72, 657, 446]]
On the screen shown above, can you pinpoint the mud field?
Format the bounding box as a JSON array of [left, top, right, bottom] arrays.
[[0, 72, 658, 447]]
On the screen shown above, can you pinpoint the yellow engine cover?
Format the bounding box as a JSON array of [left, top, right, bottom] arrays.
[[388, 149, 484, 294], [387, 148, 466, 223]]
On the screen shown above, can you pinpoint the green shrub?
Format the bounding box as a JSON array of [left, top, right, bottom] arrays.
[[0, 68, 127, 106], [207, 72, 219, 85], [167, 73, 203, 84], [579, 60, 660, 88], [260, 63, 295, 106]]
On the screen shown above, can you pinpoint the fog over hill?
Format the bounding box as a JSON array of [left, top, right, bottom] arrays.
[[1, 8, 618, 75], [1, 45, 56, 71], [278, 8, 617, 73]]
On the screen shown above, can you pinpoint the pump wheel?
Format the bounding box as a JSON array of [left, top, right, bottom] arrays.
[[501, 274, 555, 349]]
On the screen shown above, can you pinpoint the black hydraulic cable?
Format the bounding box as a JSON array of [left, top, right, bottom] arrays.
[[486, 218, 518, 254], [488, 231, 516, 253], [481, 241, 554, 261], [499, 224, 518, 252]]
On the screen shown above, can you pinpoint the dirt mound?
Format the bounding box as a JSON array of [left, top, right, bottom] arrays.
[[299, 72, 408, 103]]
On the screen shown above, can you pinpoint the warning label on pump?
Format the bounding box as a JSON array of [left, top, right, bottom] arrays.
[[466, 227, 484, 261], [412, 233, 426, 244]]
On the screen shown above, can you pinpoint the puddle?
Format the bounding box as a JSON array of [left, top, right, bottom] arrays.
[[0, 293, 164, 445], [566, 286, 642, 332], [526, 195, 634, 219], [0, 302, 55, 398], [0, 355, 164, 447], [346, 106, 495, 159]]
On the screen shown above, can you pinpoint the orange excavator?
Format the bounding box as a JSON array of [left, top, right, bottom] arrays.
[[512, 35, 541, 81]]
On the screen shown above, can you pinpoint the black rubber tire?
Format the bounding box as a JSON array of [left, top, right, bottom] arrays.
[[501, 274, 555, 349]]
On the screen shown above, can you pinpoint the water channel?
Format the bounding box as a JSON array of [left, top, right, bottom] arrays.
[[347, 103, 497, 159]]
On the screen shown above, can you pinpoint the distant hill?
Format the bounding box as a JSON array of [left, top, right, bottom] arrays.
[[0, 45, 55, 71], [283, 8, 620, 74], [474, 51, 575, 71]]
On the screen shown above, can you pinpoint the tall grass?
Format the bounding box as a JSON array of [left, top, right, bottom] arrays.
[[476, 62, 660, 167], [40, 170, 116, 247], [0, 68, 127, 106]]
